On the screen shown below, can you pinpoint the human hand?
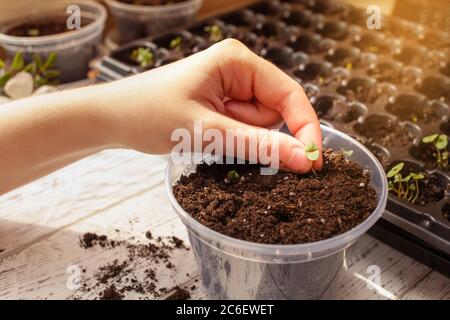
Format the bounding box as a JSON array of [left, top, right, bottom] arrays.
[[100, 39, 322, 172]]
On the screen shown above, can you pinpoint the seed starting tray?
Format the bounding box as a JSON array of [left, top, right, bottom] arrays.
[[98, 0, 450, 276]]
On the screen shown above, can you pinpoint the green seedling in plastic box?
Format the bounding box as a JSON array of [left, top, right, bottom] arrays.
[[0, 51, 59, 88], [170, 36, 183, 51], [204, 25, 224, 43], [130, 47, 154, 68], [226, 170, 240, 184], [387, 162, 424, 204], [422, 134, 448, 169]]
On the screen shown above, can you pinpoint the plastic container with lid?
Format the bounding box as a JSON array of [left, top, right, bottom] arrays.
[[165, 125, 388, 299], [106, 0, 203, 45], [0, 0, 106, 83]]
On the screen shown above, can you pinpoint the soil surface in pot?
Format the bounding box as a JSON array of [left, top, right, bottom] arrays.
[[173, 149, 378, 245], [6, 17, 92, 37]]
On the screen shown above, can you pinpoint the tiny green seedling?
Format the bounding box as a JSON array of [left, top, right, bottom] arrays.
[[0, 51, 59, 89], [204, 25, 224, 43], [305, 142, 320, 161], [387, 162, 424, 204], [422, 134, 448, 169], [130, 47, 154, 68], [170, 36, 183, 51], [342, 149, 354, 158], [226, 170, 240, 183]]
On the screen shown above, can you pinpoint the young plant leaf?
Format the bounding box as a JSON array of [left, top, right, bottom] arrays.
[[422, 134, 438, 144], [436, 134, 448, 150], [387, 162, 404, 178], [0, 72, 12, 87], [11, 52, 24, 71], [170, 36, 183, 50], [130, 47, 154, 68], [43, 52, 57, 71], [410, 172, 424, 180], [305, 142, 320, 161], [204, 25, 224, 42], [227, 170, 240, 183], [342, 149, 354, 157], [0, 59, 4, 69]]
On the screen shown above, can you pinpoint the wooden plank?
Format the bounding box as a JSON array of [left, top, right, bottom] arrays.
[[0, 182, 203, 299], [400, 271, 450, 300], [0, 150, 167, 259], [335, 237, 431, 300], [0, 172, 441, 299]]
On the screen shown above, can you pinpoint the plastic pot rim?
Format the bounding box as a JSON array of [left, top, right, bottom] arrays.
[[105, 0, 203, 14], [0, 0, 106, 47]]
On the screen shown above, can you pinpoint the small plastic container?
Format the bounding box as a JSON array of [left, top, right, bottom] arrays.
[[165, 125, 388, 299], [106, 0, 204, 45], [0, 0, 106, 83]]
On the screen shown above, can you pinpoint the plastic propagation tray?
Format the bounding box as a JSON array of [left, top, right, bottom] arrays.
[[98, 0, 450, 276]]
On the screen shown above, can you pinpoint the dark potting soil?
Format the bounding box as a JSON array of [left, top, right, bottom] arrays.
[[6, 17, 91, 37], [354, 116, 414, 147], [173, 149, 378, 245], [165, 286, 191, 300], [99, 285, 124, 300], [79, 232, 122, 249], [76, 231, 192, 300]]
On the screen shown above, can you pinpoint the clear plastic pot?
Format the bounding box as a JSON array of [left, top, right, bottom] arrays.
[[165, 125, 388, 299], [0, 0, 106, 83], [106, 0, 203, 45]]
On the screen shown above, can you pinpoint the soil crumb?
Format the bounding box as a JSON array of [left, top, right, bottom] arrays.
[[165, 286, 191, 300]]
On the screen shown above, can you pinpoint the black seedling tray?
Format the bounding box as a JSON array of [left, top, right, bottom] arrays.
[[98, 0, 450, 276]]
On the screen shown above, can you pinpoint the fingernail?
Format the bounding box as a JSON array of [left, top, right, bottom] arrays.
[[288, 147, 306, 170]]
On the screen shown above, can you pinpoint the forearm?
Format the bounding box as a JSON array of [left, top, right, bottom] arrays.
[[0, 84, 117, 194]]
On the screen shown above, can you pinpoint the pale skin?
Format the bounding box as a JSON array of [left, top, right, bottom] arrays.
[[0, 39, 322, 195]]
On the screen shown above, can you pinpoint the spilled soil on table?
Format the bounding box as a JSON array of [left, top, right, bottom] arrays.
[[76, 231, 194, 300]]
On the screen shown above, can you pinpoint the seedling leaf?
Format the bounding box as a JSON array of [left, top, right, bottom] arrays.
[[422, 134, 438, 144], [130, 47, 154, 68], [436, 135, 448, 150], [305, 142, 320, 161], [227, 170, 240, 183], [387, 162, 404, 178], [342, 149, 354, 157], [170, 36, 183, 50], [12, 52, 24, 71], [0, 72, 12, 87], [43, 52, 57, 71], [410, 172, 424, 180]]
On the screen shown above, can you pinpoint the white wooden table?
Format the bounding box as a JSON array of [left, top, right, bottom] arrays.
[[0, 150, 449, 300]]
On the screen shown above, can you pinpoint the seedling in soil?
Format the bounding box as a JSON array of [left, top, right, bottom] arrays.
[[130, 47, 154, 68], [422, 134, 449, 169], [170, 36, 183, 51], [0, 51, 60, 88], [204, 25, 224, 43], [225, 170, 240, 184], [305, 142, 320, 161], [341, 149, 354, 158], [387, 162, 424, 204]]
